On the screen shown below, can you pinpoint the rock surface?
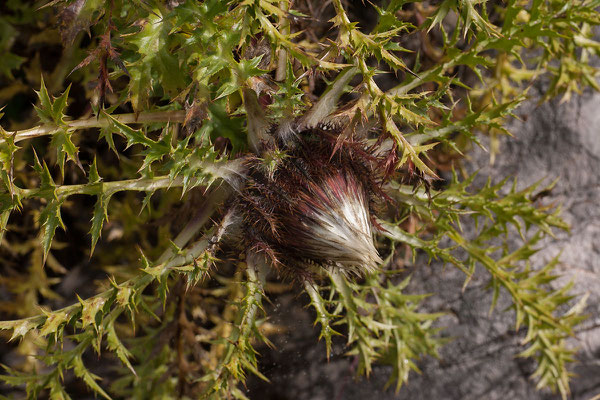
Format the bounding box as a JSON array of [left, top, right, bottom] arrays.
[[246, 87, 600, 400]]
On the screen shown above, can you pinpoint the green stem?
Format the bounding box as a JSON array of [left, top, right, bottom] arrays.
[[157, 187, 230, 263], [207, 251, 269, 392], [303, 280, 339, 359], [240, 251, 267, 343], [0, 230, 214, 331], [0, 110, 185, 145], [274, 0, 290, 81], [17, 176, 184, 200], [387, 39, 493, 97], [14, 159, 240, 201], [298, 66, 359, 129]]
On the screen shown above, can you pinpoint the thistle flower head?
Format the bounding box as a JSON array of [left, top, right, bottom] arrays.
[[289, 171, 382, 275], [236, 124, 385, 278]]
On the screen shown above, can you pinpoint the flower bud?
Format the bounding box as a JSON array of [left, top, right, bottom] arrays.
[[285, 171, 382, 275], [237, 127, 383, 278]]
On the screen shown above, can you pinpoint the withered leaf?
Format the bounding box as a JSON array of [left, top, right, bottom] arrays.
[[71, 25, 128, 106], [57, 0, 105, 46], [183, 100, 208, 135]]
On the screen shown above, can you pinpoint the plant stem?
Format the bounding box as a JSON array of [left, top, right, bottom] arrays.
[[241, 251, 268, 342], [298, 66, 359, 129], [275, 1, 290, 81], [303, 280, 338, 359], [16, 176, 185, 199], [0, 110, 186, 145], [13, 159, 240, 200], [0, 230, 214, 330], [157, 187, 231, 263]]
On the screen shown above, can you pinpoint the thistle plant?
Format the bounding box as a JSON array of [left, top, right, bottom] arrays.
[[0, 0, 598, 399]]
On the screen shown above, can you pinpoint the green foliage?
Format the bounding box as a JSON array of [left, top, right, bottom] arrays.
[[327, 271, 444, 391], [0, 17, 25, 80], [0, 0, 598, 399]]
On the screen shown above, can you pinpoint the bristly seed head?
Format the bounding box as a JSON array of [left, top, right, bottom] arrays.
[[291, 171, 382, 275], [235, 123, 386, 279]]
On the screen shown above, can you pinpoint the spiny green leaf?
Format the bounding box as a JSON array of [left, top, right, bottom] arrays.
[[47, 371, 73, 400], [128, 62, 152, 113], [172, 250, 215, 289], [0, 125, 19, 196], [459, 0, 501, 37], [426, 0, 453, 32], [4, 319, 37, 342], [215, 74, 239, 100], [88, 156, 101, 184], [128, 11, 186, 111], [383, 115, 437, 177], [77, 295, 106, 330], [98, 123, 119, 156], [303, 282, 341, 360], [32, 80, 80, 177], [102, 111, 158, 149], [32, 150, 56, 193], [34, 76, 54, 125], [89, 193, 110, 256], [0, 365, 42, 389], [0, 209, 11, 246], [106, 323, 136, 375], [139, 127, 173, 171], [51, 84, 71, 123], [34, 78, 71, 126], [110, 278, 134, 310], [72, 354, 112, 400], [39, 199, 66, 263], [39, 311, 69, 338], [50, 127, 81, 177]]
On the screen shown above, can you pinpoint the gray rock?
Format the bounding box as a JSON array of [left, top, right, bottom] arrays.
[[247, 88, 600, 400]]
